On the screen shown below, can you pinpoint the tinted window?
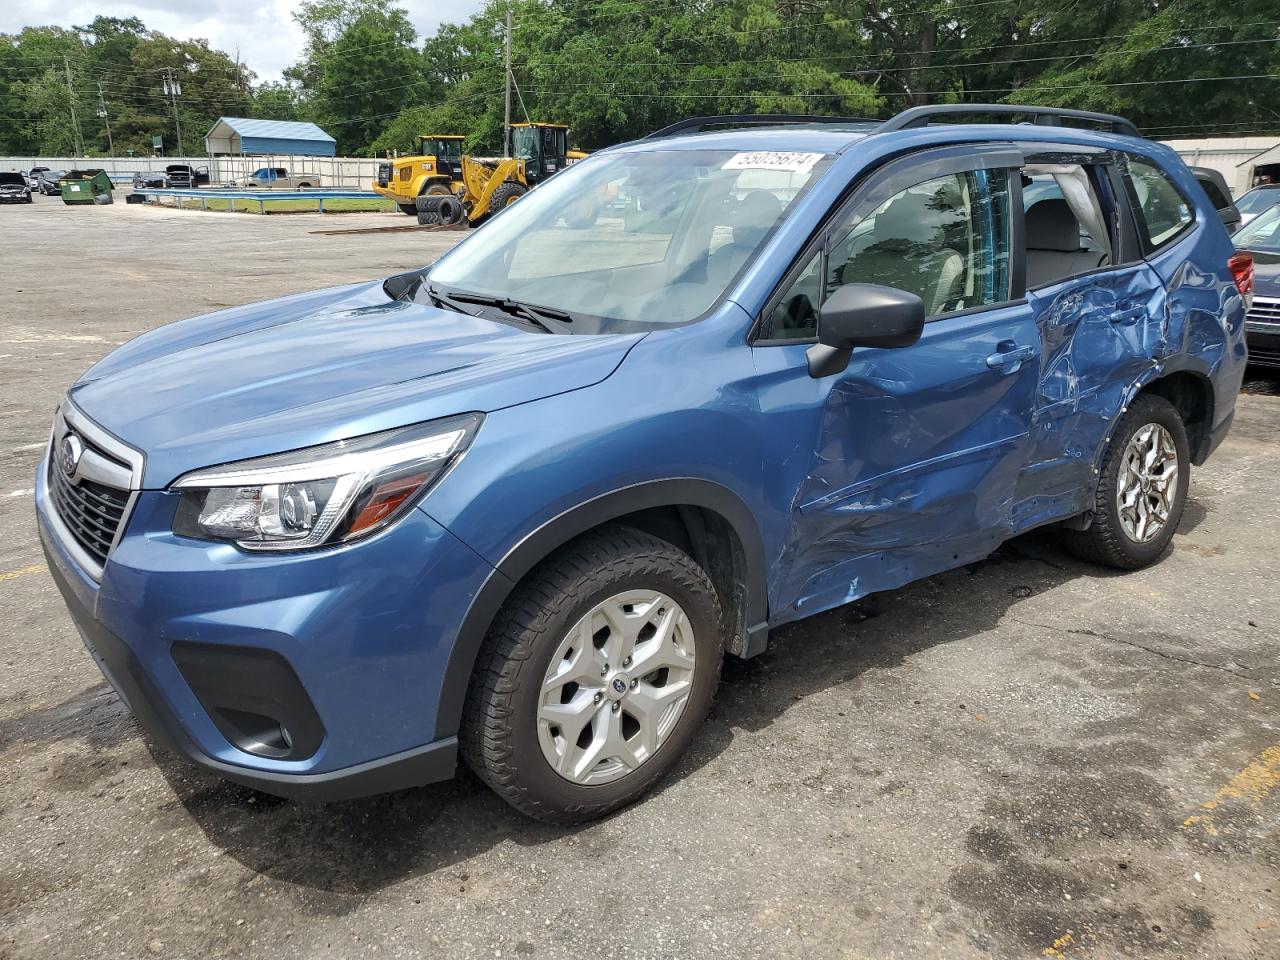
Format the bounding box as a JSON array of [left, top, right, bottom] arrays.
[[763, 169, 1012, 341], [1197, 176, 1232, 212], [1126, 157, 1193, 248]]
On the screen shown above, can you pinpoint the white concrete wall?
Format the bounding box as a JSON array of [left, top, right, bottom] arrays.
[[1161, 137, 1280, 197], [0, 154, 382, 189]]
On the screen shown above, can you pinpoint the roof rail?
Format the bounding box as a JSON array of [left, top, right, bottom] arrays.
[[877, 104, 1141, 138], [646, 114, 875, 139]]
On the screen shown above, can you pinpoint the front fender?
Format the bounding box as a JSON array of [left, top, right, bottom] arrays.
[[428, 477, 769, 742]]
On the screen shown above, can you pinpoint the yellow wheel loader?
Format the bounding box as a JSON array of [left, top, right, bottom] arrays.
[[372, 135, 467, 215], [415, 123, 581, 227]]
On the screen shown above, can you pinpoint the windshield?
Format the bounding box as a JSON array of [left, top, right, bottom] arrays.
[[427, 147, 831, 333], [0, 173, 24, 185], [425, 138, 461, 159], [1233, 204, 1280, 253], [1237, 188, 1280, 215], [512, 127, 537, 161]]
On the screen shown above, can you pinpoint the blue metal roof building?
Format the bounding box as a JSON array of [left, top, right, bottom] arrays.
[[204, 117, 337, 157]]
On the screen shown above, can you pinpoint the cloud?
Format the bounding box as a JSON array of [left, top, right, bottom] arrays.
[[0, 0, 487, 82]]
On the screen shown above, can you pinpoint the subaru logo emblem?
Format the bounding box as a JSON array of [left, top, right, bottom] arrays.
[[60, 433, 84, 479], [611, 677, 627, 694]]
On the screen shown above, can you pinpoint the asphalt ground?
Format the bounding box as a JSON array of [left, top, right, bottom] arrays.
[[1, 195, 1277, 960]]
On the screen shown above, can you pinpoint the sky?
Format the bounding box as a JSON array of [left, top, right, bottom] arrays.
[[0, 0, 488, 82]]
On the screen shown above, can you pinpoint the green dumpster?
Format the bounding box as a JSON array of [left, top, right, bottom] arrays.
[[60, 169, 114, 205]]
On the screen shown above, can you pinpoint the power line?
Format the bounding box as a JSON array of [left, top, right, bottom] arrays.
[[521, 72, 1280, 99], [518, 36, 1280, 90], [511, 18, 1280, 70]]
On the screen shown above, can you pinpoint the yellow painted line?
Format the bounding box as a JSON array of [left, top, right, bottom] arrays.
[[1043, 932, 1075, 956], [1183, 742, 1280, 836], [0, 563, 44, 583]]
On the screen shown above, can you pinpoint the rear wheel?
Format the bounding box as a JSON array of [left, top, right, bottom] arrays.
[[463, 527, 726, 823], [1061, 393, 1190, 569], [397, 202, 417, 216]]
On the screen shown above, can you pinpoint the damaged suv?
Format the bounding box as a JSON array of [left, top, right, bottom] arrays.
[[38, 105, 1248, 822]]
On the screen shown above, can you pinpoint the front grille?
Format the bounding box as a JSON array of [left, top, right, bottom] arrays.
[[1247, 296, 1280, 330], [48, 458, 129, 566], [377, 162, 392, 187], [1248, 344, 1280, 367]]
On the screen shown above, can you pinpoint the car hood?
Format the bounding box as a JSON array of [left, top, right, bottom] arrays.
[[1249, 250, 1280, 297], [70, 279, 644, 487]]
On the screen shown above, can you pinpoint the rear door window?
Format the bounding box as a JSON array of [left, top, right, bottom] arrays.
[[1125, 157, 1193, 250]]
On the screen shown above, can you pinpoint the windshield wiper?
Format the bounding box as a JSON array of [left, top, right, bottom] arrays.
[[436, 288, 576, 334], [425, 283, 479, 317]]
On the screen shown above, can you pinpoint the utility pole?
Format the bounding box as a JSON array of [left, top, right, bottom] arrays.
[[503, 4, 512, 159], [96, 81, 114, 155], [63, 55, 83, 156], [162, 68, 184, 155]]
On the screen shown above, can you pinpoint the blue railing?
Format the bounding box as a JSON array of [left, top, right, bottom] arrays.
[[132, 187, 388, 213]]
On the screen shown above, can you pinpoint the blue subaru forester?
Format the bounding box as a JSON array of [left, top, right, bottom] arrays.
[[37, 106, 1251, 822]]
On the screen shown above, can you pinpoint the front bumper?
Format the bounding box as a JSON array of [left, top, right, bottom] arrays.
[[1246, 329, 1280, 369], [36, 446, 497, 801]]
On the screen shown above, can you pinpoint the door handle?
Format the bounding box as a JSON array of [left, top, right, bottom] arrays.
[[1110, 305, 1145, 325], [985, 341, 1035, 374]]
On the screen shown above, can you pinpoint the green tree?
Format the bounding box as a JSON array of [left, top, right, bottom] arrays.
[[289, 0, 427, 152]]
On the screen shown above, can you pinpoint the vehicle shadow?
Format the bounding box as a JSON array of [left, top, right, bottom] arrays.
[[159, 513, 1195, 900]]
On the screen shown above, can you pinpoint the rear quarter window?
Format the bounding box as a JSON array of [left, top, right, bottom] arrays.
[[1197, 177, 1232, 212], [1125, 157, 1194, 249]]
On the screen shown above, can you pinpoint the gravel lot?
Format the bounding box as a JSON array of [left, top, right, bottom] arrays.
[[1, 196, 1278, 960]]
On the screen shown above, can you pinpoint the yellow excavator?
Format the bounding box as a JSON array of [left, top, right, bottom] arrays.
[[371, 123, 585, 226]]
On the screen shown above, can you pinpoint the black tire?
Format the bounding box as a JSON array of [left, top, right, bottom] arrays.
[[436, 195, 463, 225], [1061, 393, 1190, 569], [422, 182, 452, 197], [397, 202, 417, 216], [463, 527, 726, 823], [488, 181, 527, 214]]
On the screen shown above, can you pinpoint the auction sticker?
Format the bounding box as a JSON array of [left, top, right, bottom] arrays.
[[723, 151, 824, 174]]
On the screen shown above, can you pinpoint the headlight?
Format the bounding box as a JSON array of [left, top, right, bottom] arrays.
[[171, 413, 481, 551]]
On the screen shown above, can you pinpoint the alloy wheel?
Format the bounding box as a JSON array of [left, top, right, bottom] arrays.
[[1116, 421, 1178, 543], [536, 590, 697, 785]]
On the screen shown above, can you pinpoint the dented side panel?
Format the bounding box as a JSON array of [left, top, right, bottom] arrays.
[[1012, 263, 1168, 532], [752, 302, 1039, 623]]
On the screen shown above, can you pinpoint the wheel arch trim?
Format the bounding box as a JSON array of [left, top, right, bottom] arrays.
[[431, 478, 769, 741]]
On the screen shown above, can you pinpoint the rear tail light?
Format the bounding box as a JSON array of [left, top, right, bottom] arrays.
[[1228, 252, 1254, 297]]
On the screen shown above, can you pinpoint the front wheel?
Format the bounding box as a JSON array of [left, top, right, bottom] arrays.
[[463, 527, 726, 823], [1061, 393, 1190, 569]]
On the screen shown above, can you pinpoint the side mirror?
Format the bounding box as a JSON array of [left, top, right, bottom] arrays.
[[806, 283, 926, 378]]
